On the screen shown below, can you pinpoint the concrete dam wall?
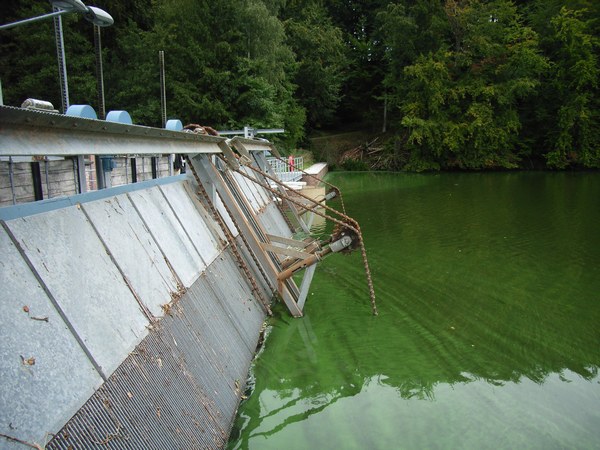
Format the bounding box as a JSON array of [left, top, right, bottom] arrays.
[[0, 105, 371, 448]]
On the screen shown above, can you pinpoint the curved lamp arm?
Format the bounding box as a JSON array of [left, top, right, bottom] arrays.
[[0, 1, 113, 31]]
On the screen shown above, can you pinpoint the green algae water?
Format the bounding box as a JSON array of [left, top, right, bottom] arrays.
[[229, 172, 600, 450]]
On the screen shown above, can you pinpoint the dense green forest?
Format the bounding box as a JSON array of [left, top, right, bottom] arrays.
[[1, 0, 598, 170]]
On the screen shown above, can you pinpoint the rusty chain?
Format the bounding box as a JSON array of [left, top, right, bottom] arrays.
[[236, 165, 297, 233], [223, 156, 378, 316], [219, 170, 278, 294], [186, 158, 273, 316]]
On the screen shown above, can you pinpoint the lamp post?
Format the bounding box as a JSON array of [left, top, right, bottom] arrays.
[[1, 0, 113, 194], [0, 0, 113, 114], [0, 1, 112, 31]]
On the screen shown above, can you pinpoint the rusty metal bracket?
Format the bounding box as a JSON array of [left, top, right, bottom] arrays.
[[188, 153, 304, 317], [225, 158, 378, 316]]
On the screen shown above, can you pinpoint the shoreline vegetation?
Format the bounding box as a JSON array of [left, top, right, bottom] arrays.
[[1, 0, 598, 172], [308, 128, 600, 172]]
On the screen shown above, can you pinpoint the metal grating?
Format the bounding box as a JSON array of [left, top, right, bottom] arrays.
[[46, 246, 266, 450]]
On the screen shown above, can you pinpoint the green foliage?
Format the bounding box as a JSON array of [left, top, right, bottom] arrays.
[[1, 0, 598, 167], [341, 159, 370, 171], [284, 1, 347, 128], [324, 0, 390, 123], [396, 0, 548, 170], [543, 7, 600, 168]]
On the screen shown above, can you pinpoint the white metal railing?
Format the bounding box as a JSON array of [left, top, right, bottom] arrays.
[[266, 156, 303, 182]]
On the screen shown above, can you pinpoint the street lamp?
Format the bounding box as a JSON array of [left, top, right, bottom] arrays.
[[84, 6, 114, 27], [0, 0, 114, 194], [0, 1, 113, 30], [0, 0, 113, 113]]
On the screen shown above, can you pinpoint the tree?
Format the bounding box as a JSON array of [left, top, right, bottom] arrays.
[[378, 0, 449, 134], [542, 7, 599, 168], [394, 0, 548, 170], [283, 1, 347, 129], [324, 0, 390, 125]]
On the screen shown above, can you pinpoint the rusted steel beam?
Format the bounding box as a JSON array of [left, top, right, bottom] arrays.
[[188, 154, 303, 317]]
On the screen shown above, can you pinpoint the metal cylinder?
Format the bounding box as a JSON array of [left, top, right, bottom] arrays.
[[330, 235, 353, 253]]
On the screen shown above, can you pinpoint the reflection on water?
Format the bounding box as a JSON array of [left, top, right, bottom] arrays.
[[235, 371, 599, 450], [230, 172, 600, 450]]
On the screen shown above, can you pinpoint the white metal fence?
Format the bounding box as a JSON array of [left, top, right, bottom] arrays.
[[266, 156, 303, 182]]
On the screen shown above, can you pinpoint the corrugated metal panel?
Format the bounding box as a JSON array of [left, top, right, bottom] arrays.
[[0, 228, 103, 449], [235, 236, 275, 299], [231, 171, 261, 214], [127, 187, 206, 287], [240, 167, 268, 210], [81, 194, 179, 319], [46, 246, 265, 449], [215, 193, 240, 238], [241, 166, 270, 208], [159, 182, 222, 266], [5, 207, 150, 377], [203, 252, 265, 350], [258, 202, 295, 238]]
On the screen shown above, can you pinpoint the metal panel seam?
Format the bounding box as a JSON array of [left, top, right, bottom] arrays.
[[0, 220, 108, 381], [157, 184, 209, 267], [79, 205, 155, 324], [125, 192, 185, 289]]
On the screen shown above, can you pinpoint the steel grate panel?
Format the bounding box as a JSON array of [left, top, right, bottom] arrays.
[[47, 247, 266, 449], [258, 201, 295, 238], [47, 325, 221, 448], [204, 252, 266, 348], [236, 236, 274, 298]]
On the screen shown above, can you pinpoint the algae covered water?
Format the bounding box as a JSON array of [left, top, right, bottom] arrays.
[[229, 172, 600, 450]]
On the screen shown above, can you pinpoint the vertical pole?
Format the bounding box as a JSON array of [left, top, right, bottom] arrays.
[[94, 25, 105, 190], [9, 157, 16, 205], [131, 158, 138, 183], [53, 9, 69, 114], [159, 51, 167, 128], [75, 156, 87, 193], [94, 26, 106, 120], [31, 162, 44, 201], [44, 159, 51, 198], [159, 50, 170, 176], [151, 158, 158, 179], [54, 9, 87, 194]]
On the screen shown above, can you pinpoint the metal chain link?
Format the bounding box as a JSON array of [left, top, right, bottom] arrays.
[[239, 165, 297, 233], [187, 158, 273, 316], [227, 157, 378, 316]]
